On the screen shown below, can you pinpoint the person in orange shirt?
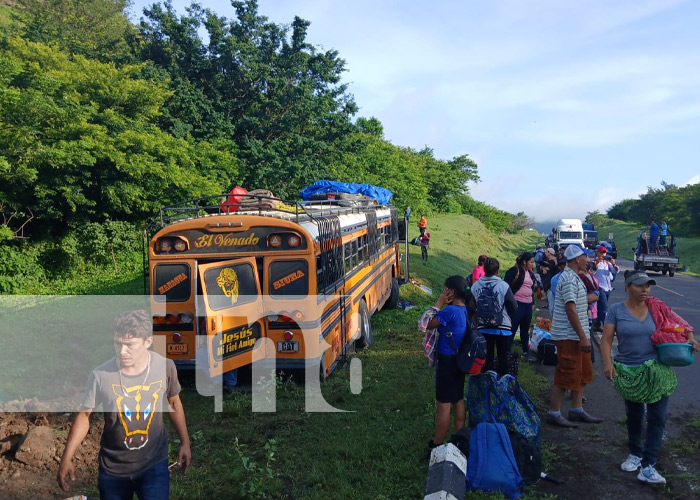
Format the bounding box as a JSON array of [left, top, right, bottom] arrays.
[[418, 215, 427, 236]]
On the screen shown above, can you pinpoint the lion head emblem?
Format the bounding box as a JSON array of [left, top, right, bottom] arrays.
[[215, 267, 239, 305]]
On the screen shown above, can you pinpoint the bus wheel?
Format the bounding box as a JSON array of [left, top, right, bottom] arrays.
[[356, 299, 373, 348], [383, 278, 400, 310]]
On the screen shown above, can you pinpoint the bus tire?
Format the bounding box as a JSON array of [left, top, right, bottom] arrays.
[[383, 278, 400, 310], [356, 299, 373, 349], [319, 357, 327, 382]]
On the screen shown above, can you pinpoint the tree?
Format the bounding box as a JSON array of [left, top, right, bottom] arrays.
[[137, 0, 358, 198], [17, 0, 137, 64], [0, 37, 238, 235]]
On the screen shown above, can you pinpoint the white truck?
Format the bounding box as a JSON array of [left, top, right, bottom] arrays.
[[553, 219, 584, 251]]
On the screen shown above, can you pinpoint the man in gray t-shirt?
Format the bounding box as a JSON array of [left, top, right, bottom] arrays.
[[58, 311, 191, 499]]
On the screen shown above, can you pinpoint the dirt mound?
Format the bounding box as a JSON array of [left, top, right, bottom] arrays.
[[0, 412, 102, 500]]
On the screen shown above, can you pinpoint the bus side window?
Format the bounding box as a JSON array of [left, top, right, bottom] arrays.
[[351, 240, 358, 269], [358, 235, 367, 263], [344, 242, 352, 273]]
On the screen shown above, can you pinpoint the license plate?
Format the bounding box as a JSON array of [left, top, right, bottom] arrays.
[[167, 343, 188, 354], [277, 341, 299, 352]]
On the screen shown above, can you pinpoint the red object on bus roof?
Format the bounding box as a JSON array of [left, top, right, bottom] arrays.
[[220, 186, 248, 213]]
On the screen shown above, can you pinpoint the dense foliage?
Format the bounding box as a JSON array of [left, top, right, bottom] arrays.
[[0, 0, 523, 292], [607, 182, 700, 236]]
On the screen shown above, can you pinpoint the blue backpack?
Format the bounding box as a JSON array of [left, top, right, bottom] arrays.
[[466, 420, 524, 498]]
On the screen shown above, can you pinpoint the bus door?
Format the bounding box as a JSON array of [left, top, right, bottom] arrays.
[[197, 257, 267, 376]]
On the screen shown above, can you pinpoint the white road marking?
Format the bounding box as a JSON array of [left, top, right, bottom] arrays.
[[656, 284, 683, 297]]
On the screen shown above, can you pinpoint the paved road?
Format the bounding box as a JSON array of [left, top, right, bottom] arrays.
[[598, 257, 700, 415]]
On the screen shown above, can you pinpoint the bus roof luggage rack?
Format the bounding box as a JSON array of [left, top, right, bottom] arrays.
[[150, 193, 386, 230]]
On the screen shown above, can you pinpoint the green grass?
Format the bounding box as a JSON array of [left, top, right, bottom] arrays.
[[10, 213, 547, 498], [596, 218, 700, 275]]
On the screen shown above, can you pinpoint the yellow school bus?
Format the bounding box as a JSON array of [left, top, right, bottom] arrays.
[[146, 193, 403, 379]]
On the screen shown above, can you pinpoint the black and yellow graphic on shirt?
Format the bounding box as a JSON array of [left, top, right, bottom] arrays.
[[112, 381, 163, 451], [215, 267, 239, 305]]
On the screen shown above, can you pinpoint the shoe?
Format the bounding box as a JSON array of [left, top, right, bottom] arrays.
[[568, 410, 603, 424], [545, 413, 578, 428], [423, 439, 441, 461], [522, 352, 537, 362], [637, 464, 666, 484], [582, 396, 588, 403], [621, 454, 642, 472]]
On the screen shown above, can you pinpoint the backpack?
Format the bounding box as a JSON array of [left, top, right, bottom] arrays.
[[537, 339, 558, 366], [448, 321, 487, 375], [475, 283, 504, 329], [508, 431, 543, 486], [466, 422, 524, 498], [410, 236, 419, 245]]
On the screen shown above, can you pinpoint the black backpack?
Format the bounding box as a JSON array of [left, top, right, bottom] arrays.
[[475, 283, 504, 329], [508, 431, 543, 486], [537, 339, 558, 366]]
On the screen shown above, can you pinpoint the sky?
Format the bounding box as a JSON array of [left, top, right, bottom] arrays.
[[128, 0, 700, 222]]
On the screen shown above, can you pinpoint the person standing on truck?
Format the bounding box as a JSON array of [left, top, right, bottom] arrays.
[[659, 221, 668, 248], [57, 310, 191, 499], [648, 221, 659, 254]]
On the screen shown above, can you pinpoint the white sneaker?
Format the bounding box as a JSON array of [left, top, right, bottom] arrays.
[[637, 464, 666, 484], [620, 454, 641, 472]]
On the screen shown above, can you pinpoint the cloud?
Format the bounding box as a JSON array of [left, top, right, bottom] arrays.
[[684, 174, 700, 186]]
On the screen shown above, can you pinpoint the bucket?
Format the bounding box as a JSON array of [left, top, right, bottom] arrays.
[[656, 343, 694, 367]]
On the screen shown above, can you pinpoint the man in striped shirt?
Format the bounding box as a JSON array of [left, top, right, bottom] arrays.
[[546, 245, 603, 427]]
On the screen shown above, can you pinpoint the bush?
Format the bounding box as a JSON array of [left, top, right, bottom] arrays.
[[0, 240, 44, 293]]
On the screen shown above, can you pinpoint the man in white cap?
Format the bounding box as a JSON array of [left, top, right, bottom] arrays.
[[546, 245, 603, 427]]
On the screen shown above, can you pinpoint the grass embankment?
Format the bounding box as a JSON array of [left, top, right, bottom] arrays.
[[596, 219, 700, 274], [165, 214, 544, 499]]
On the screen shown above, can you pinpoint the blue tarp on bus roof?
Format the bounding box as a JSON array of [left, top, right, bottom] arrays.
[[299, 180, 393, 205]]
